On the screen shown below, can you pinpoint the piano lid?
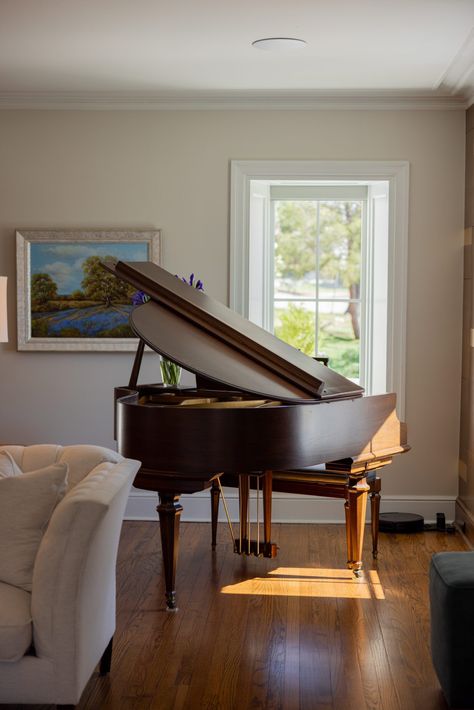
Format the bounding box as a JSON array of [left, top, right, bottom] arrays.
[[105, 260, 364, 403]]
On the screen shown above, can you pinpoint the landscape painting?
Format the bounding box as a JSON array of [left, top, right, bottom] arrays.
[[17, 230, 161, 351]]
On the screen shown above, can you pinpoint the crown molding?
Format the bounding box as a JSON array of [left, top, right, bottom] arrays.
[[437, 27, 474, 106], [0, 89, 468, 111]]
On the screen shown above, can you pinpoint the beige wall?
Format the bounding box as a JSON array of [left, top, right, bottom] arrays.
[[0, 108, 465, 504]]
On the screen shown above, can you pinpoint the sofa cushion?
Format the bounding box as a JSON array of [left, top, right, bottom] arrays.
[[4, 445, 63, 474], [0, 445, 124, 491], [0, 581, 32, 662], [0, 463, 68, 591], [58, 445, 122, 490], [0, 451, 22, 478]]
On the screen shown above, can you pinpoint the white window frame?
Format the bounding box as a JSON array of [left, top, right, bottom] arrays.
[[230, 160, 409, 418]]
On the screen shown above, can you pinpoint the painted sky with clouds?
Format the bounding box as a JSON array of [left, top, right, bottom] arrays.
[[30, 242, 149, 293]]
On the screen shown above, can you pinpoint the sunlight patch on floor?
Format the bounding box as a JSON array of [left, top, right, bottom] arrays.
[[220, 567, 385, 599]]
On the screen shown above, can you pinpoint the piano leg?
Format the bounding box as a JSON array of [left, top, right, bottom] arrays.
[[239, 474, 250, 554], [157, 492, 183, 610], [263, 470, 273, 554], [211, 479, 220, 549], [370, 476, 381, 559], [345, 477, 369, 576]]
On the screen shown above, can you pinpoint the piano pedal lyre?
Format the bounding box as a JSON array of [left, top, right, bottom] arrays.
[[233, 539, 278, 558], [215, 472, 277, 558]]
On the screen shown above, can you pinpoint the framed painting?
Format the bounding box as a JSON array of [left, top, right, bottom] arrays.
[[16, 229, 161, 351]]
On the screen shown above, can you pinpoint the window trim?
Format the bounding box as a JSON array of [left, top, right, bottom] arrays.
[[230, 160, 409, 418]]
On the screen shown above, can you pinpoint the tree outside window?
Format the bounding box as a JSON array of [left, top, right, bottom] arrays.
[[274, 199, 362, 380]]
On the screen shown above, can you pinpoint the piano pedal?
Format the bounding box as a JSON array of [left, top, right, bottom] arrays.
[[233, 540, 278, 558]]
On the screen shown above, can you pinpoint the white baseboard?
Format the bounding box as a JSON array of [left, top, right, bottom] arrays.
[[124, 488, 456, 524]]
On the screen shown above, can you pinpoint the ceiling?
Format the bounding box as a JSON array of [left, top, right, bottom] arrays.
[[0, 0, 473, 108]]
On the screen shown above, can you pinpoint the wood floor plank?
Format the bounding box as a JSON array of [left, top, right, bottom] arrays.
[[5, 521, 467, 710]]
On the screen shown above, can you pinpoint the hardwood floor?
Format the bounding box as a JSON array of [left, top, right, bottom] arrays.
[[6, 521, 469, 710]]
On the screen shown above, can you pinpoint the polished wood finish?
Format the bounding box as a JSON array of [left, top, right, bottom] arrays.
[[238, 474, 250, 554], [7, 521, 464, 710], [210, 478, 220, 549], [345, 477, 369, 573], [106, 260, 364, 400], [157, 493, 183, 610], [128, 338, 145, 388], [116, 386, 405, 474], [109, 259, 408, 608], [131, 469, 221, 609], [370, 475, 382, 558], [213, 471, 384, 567], [117, 385, 406, 605], [263, 470, 272, 548]]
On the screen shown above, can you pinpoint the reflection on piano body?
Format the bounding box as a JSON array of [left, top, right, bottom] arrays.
[[105, 260, 409, 609]]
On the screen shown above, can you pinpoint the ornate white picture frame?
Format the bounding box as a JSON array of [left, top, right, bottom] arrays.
[[16, 229, 161, 351]]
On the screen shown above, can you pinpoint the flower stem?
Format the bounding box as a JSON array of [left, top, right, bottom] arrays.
[[160, 358, 182, 386]]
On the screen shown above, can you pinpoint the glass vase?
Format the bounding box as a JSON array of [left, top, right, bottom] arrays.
[[160, 358, 182, 386]]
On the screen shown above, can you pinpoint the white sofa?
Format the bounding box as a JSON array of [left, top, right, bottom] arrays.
[[0, 444, 140, 707]]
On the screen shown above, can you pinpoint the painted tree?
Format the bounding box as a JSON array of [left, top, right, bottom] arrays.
[[81, 256, 131, 306], [31, 273, 58, 306]]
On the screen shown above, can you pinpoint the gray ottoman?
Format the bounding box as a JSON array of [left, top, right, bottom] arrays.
[[430, 551, 474, 708]]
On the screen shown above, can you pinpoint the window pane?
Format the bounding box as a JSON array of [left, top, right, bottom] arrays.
[[274, 201, 317, 297], [274, 300, 316, 356], [318, 201, 362, 303], [318, 301, 360, 381]]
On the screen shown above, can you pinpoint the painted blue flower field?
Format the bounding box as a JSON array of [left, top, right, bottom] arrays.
[[31, 304, 134, 338]]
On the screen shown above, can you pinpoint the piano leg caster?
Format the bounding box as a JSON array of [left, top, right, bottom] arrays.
[[165, 595, 178, 612]]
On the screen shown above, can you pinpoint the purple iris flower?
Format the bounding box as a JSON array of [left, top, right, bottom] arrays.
[[175, 273, 204, 291], [131, 290, 150, 305]]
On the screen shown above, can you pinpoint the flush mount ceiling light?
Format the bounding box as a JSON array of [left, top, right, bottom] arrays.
[[252, 37, 307, 52]]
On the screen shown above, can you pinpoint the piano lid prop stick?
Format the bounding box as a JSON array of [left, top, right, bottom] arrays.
[[128, 338, 145, 388], [216, 477, 235, 547], [256, 475, 260, 556]]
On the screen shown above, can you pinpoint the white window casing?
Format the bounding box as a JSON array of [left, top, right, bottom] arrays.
[[230, 160, 409, 418]]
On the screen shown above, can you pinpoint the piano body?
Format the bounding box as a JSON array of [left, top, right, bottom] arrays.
[[106, 260, 409, 609]]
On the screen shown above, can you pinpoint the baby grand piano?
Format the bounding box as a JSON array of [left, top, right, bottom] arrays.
[[106, 260, 409, 609]]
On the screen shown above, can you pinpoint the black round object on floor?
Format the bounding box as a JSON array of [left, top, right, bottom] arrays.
[[379, 512, 425, 533]]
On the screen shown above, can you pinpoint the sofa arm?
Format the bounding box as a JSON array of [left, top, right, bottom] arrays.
[[30, 457, 140, 702]]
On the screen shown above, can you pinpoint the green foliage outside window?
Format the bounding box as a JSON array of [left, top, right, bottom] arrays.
[[274, 304, 359, 379], [273, 199, 362, 380]]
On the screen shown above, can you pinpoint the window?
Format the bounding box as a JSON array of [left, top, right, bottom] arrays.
[[230, 161, 409, 416], [270, 185, 366, 382]]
